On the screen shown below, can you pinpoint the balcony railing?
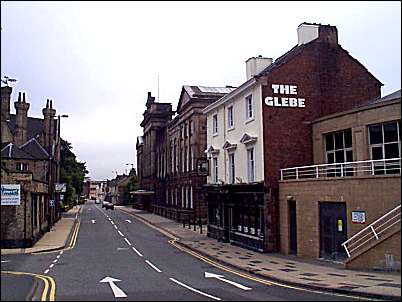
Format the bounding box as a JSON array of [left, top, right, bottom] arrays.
[[280, 158, 401, 181]]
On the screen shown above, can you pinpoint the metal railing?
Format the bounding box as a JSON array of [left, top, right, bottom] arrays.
[[341, 204, 401, 258], [280, 158, 401, 181]]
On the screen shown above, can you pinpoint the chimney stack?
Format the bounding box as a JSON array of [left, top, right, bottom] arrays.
[[42, 98, 56, 152], [1, 86, 12, 122], [245, 56, 273, 80], [14, 91, 30, 146], [297, 22, 338, 46]]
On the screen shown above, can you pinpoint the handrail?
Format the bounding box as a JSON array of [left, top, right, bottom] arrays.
[[280, 158, 401, 181], [341, 204, 401, 258]]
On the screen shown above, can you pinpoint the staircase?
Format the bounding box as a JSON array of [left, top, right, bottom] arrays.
[[341, 204, 401, 270]]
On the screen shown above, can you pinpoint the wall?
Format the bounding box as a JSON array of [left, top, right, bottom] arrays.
[[279, 176, 401, 258]]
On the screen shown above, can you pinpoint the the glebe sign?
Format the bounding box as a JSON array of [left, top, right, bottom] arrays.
[[264, 84, 306, 108], [1, 184, 21, 205]]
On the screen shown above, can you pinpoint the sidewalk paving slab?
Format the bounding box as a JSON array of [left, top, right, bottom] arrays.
[[1, 206, 81, 255], [118, 206, 401, 300]]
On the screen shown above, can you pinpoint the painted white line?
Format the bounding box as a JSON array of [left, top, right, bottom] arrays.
[[114, 225, 118, 230], [53, 259, 58, 263], [49, 264, 54, 268], [118, 230, 124, 237], [124, 238, 132, 246], [60, 251, 63, 255], [169, 278, 221, 301], [131, 246, 143, 257], [56, 255, 60, 259], [44, 269, 50, 274], [205, 272, 251, 290], [110, 221, 114, 225], [145, 260, 162, 273], [1, 260, 10, 263]]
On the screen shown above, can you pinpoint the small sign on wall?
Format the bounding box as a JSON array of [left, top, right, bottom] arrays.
[[352, 210, 366, 224], [1, 184, 21, 205]]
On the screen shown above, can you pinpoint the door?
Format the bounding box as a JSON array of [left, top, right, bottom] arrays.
[[289, 200, 297, 255], [319, 202, 347, 261]]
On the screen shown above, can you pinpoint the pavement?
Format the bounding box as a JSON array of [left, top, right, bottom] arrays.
[[117, 206, 401, 301], [1, 206, 81, 255]]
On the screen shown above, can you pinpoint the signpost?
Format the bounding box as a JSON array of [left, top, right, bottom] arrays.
[[1, 184, 21, 205]]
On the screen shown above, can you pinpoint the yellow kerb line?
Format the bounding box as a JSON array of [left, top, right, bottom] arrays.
[[70, 220, 81, 248], [1, 271, 56, 301]]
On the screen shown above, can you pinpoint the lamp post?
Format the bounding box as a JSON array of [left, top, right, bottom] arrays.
[[56, 114, 68, 219]]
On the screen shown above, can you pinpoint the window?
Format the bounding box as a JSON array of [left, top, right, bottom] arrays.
[[247, 147, 255, 182], [227, 106, 234, 129], [181, 186, 185, 208], [190, 186, 193, 209], [325, 129, 353, 176], [228, 152, 235, 184], [213, 157, 218, 183], [16, 162, 28, 171], [369, 121, 401, 174], [213, 114, 218, 135], [245, 95, 253, 120]]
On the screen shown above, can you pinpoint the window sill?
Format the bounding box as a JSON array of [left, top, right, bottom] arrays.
[[245, 118, 255, 125], [227, 127, 235, 132], [213, 133, 219, 137]]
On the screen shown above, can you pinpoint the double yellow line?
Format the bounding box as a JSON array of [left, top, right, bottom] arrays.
[[1, 271, 56, 301], [67, 220, 81, 249]]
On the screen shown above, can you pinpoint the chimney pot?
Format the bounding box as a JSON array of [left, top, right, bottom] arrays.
[[246, 56, 273, 80], [46, 99, 49, 108], [23, 92, 26, 103], [50, 100, 53, 108], [18, 92, 22, 102]]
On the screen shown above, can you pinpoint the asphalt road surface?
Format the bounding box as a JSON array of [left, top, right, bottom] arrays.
[[1, 201, 365, 301]]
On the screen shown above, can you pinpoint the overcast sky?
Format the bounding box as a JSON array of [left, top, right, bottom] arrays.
[[1, 1, 401, 180]]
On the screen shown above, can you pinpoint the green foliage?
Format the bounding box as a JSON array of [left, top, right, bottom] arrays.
[[60, 138, 88, 204], [122, 171, 138, 204]]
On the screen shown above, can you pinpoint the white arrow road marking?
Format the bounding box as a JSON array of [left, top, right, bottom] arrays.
[[125, 219, 132, 223], [99, 276, 127, 298], [145, 260, 162, 273], [91, 220, 96, 224], [204, 272, 252, 291], [169, 278, 221, 301]]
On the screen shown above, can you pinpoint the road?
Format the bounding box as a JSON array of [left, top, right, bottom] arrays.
[[1, 201, 365, 301]]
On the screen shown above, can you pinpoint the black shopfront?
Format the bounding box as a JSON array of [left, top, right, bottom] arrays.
[[205, 182, 265, 252]]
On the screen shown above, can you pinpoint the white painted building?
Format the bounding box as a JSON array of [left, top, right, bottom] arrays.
[[203, 56, 271, 185]]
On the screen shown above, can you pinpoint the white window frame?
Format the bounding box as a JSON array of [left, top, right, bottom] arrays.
[[227, 105, 234, 129], [213, 156, 219, 184], [213, 114, 218, 135], [247, 146, 255, 182], [228, 152, 235, 184], [190, 186, 193, 209], [245, 94, 253, 121]]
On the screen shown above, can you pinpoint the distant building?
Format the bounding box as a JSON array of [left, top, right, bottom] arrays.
[[1, 86, 61, 248], [83, 178, 107, 200]]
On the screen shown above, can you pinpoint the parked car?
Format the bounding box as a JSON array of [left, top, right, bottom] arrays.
[[103, 201, 114, 210]]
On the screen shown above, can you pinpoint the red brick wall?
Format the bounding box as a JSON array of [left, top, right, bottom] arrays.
[[261, 38, 381, 251]]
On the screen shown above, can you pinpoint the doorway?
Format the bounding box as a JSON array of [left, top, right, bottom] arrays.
[[288, 200, 297, 255], [319, 202, 347, 261]]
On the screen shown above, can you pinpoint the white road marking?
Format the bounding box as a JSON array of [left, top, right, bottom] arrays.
[[53, 259, 58, 263], [91, 220, 96, 224], [125, 219, 132, 223], [114, 225, 118, 230], [110, 221, 114, 225], [118, 230, 124, 237], [117, 247, 129, 251], [169, 278, 221, 300], [60, 251, 63, 255], [145, 260, 162, 273], [124, 238, 132, 246], [49, 264, 54, 268], [131, 246, 143, 257], [44, 269, 50, 274], [56, 255, 61, 259], [1, 260, 10, 263], [99, 276, 127, 298], [204, 272, 252, 290]]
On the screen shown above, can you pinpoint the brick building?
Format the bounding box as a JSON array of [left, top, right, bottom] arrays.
[[1, 86, 61, 248], [203, 23, 383, 253], [136, 86, 234, 223], [279, 90, 400, 269]]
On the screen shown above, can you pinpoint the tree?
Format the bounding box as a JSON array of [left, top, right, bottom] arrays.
[[60, 138, 88, 204], [122, 169, 138, 204]]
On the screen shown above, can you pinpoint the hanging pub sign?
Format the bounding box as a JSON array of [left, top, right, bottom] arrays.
[[1, 184, 21, 205], [55, 183, 67, 192], [264, 84, 306, 108], [352, 210, 366, 224], [197, 158, 209, 176]]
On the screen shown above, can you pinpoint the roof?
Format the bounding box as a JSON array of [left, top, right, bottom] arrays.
[[20, 138, 49, 159], [1, 143, 35, 160], [367, 89, 401, 105], [8, 114, 44, 140], [183, 85, 236, 98]]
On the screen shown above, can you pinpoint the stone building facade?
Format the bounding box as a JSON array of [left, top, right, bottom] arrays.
[[1, 86, 61, 248], [203, 23, 383, 253], [136, 86, 234, 223], [279, 90, 400, 268]]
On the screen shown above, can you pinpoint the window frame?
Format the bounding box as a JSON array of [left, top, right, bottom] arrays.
[[247, 146, 255, 182], [245, 94, 254, 121], [227, 105, 234, 130], [212, 114, 218, 136]]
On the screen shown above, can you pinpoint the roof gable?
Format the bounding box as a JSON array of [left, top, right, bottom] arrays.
[[20, 138, 49, 160], [1, 142, 35, 160]]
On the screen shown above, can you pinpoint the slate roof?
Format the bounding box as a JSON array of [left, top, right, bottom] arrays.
[[8, 115, 45, 140], [367, 89, 401, 105], [183, 85, 236, 99], [20, 138, 49, 160], [1, 143, 35, 160]]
